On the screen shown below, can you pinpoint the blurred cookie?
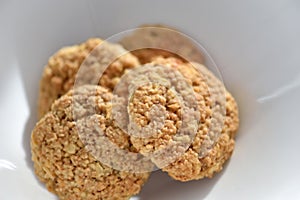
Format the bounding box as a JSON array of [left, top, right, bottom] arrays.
[[120, 24, 204, 64], [38, 38, 140, 119], [31, 85, 150, 200], [127, 57, 239, 181]]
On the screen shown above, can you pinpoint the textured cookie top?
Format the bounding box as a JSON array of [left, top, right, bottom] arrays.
[[120, 24, 204, 64], [128, 57, 212, 156], [31, 85, 150, 200], [129, 83, 182, 146], [125, 57, 239, 181], [38, 38, 140, 119], [158, 58, 239, 181]]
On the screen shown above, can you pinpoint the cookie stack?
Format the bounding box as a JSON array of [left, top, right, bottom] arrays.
[[31, 27, 239, 200]]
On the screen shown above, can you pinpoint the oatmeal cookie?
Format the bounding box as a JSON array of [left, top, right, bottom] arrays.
[[38, 38, 140, 119], [120, 24, 204, 64], [127, 57, 239, 181], [31, 85, 150, 200]]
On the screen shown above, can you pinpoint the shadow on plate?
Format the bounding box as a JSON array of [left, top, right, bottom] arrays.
[[14, 26, 49, 174], [136, 165, 227, 200], [16, 57, 40, 173]]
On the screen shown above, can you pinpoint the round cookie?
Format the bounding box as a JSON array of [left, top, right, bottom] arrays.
[[38, 38, 140, 119], [120, 24, 204, 64], [31, 85, 150, 200], [127, 57, 239, 181]]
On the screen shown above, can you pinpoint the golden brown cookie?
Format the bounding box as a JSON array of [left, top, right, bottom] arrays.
[[127, 57, 239, 181], [38, 38, 140, 119], [120, 24, 204, 64], [31, 85, 150, 200]]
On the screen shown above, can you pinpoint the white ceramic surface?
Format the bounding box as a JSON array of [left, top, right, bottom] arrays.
[[1, 0, 300, 199]]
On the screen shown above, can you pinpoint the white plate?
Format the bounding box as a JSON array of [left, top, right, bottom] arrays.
[[1, 0, 300, 199]]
